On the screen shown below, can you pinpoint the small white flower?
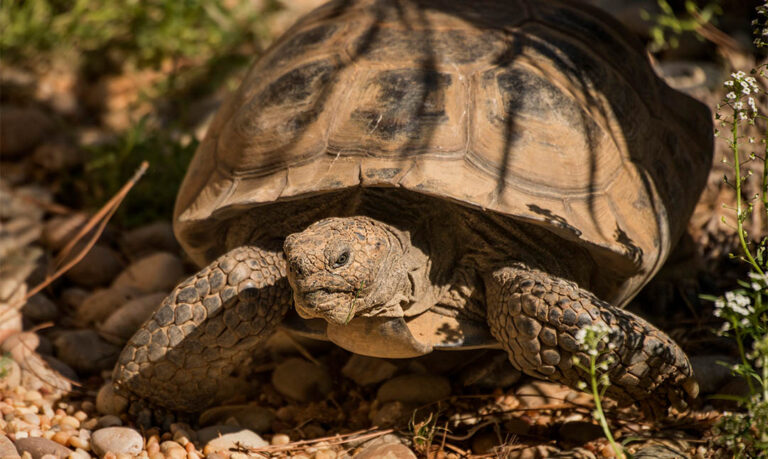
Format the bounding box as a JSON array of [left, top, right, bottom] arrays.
[[724, 80, 734, 87], [575, 329, 587, 343], [734, 101, 744, 110], [739, 111, 748, 120], [577, 381, 587, 390], [726, 92, 736, 100]]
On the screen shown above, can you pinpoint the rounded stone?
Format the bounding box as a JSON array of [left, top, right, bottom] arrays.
[[342, 354, 398, 386], [41, 213, 89, 251], [78, 286, 143, 325], [96, 382, 129, 415], [200, 427, 267, 451], [66, 244, 125, 287], [111, 252, 184, 294], [119, 221, 180, 259], [53, 330, 120, 373], [271, 358, 332, 402], [21, 294, 60, 323], [91, 427, 143, 457], [376, 374, 451, 405], [99, 292, 167, 344]]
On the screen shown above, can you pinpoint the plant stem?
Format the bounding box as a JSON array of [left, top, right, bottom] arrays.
[[732, 112, 765, 275], [590, 356, 623, 459], [734, 323, 757, 396]]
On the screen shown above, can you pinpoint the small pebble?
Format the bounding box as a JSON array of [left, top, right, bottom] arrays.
[[69, 435, 89, 450], [91, 427, 143, 457], [60, 416, 80, 430], [271, 434, 290, 445], [52, 431, 70, 446], [314, 450, 336, 459]]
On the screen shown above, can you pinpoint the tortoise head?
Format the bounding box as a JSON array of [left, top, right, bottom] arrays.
[[283, 217, 412, 325]]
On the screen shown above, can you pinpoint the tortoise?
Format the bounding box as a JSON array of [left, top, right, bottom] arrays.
[[113, 0, 713, 416]]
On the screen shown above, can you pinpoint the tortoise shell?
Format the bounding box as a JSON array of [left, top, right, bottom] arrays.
[[174, 0, 712, 308]]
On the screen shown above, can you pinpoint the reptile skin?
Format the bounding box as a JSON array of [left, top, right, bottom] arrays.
[[113, 246, 291, 412], [486, 265, 698, 417]]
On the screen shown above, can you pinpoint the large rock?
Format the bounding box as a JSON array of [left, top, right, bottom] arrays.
[[54, 329, 120, 373], [91, 427, 143, 457], [271, 358, 332, 402], [377, 374, 451, 405], [0, 106, 55, 157], [13, 437, 72, 459], [99, 292, 166, 344], [66, 244, 125, 287], [111, 252, 184, 294]]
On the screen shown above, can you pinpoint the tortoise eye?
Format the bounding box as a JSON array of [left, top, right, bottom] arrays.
[[332, 251, 350, 268]]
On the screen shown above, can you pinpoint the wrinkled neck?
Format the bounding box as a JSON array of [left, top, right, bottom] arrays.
[[375, 224, 435, 317]]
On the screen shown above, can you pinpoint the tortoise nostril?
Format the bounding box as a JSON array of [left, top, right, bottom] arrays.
[[288, 258, 306, 277]]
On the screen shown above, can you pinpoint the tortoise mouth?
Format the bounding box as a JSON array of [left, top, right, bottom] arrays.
[[294, 286, 358, 324]]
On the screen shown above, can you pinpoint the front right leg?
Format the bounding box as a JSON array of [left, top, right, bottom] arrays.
[[485, 264, 698, 418], [113, 245, 292, 413]]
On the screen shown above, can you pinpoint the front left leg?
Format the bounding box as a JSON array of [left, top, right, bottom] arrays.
[[485, 264, 698, 417], [113, 245, 292, 413]]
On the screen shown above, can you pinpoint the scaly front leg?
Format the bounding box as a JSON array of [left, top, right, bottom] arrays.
[[485, 264, 698, 417], [113, 245, 292, 413]]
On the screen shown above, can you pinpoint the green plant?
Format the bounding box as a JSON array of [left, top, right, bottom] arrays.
[[643, 0, 721, 52], [70, 118, 198, 227], [572, 324, 625, 459], [409, 411, 441, 454], [0, 0, 266, 69], [706, 4, 768, 456]]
